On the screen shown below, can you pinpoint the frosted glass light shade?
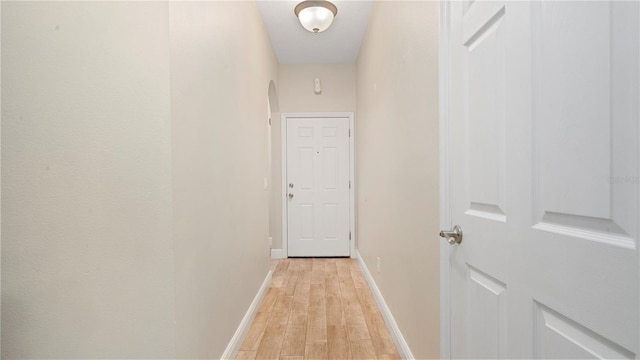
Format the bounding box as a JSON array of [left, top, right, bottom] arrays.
[[294, 1, 338, 33]]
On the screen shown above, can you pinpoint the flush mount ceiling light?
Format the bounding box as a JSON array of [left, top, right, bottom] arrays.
[[294, 0, 338, 33]]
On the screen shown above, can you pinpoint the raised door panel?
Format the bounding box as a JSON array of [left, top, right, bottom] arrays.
[[463, 2, 507, 222], [532, 1, 639, 250], [534, 302, 635, 359], [299, 147, 315, 191], [529, 1, 639, 355], [467, 266, 507, 359]]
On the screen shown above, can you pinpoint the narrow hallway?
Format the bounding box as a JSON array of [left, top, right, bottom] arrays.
[[236, 259, 400, 360]]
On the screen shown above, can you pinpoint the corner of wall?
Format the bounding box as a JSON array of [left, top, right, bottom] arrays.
[[220, 271, 273, 360], [355, 251, 415, 360]]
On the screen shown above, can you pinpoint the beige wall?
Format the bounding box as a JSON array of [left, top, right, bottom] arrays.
[[2, 1, 440, 358], [2, 1, 277, 358], [279, 63, 356, 113], [271, 64, 356, 251], [2, 2, 176, 358], [169, 2, 277, 357], [356, 2, 440, 358]]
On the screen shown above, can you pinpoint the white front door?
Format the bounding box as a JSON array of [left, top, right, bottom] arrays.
[[286, 117, 351, 257], [446, 1, 639, 358]]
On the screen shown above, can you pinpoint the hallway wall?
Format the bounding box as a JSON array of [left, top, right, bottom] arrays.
[[169, 2, 278, 357], [2, 2, 176, 358], [355, 1, 440, 358], [279, 64, 356, 114], [271, 64, 356, 252], [2, 1, 277, 358]]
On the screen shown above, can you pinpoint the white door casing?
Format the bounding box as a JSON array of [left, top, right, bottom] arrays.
[[443, 1, 639, 359], [282, 113, 355, 258]]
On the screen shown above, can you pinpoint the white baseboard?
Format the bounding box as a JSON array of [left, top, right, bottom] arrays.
[[271, 248, 286, 259], [355, 250, 415, 360], [220, 270, 272, 360]]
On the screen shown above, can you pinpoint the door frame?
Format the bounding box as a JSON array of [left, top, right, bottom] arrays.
[[281, 112, 356, 258], [439, 1, 452, 359]]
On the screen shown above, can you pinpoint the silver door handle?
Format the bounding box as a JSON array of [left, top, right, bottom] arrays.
[[440, 225, 463, 245], [288, 193, 294, 199]]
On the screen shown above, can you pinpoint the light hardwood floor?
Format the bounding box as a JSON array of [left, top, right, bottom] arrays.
[[236, 258, 400, 360]]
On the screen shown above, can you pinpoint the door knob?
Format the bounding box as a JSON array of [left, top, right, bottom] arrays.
[[288, 193, 294, 199], [440, 225, 463, 245]]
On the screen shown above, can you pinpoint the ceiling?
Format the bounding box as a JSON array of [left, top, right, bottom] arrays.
[[257, 1, 374, 64]]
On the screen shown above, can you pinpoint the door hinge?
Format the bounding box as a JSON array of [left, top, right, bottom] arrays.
[[349, 180, 351, 189], [349, 129, 351, 137], [269, 117, 271, 126], [349, 231, 352, 240]]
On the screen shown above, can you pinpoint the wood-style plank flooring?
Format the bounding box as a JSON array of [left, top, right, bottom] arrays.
[[236, 258, 400, 360]]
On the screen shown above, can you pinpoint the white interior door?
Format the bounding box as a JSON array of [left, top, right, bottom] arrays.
[[446, 1, 639, 358], [286, 117, 350, 257]]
